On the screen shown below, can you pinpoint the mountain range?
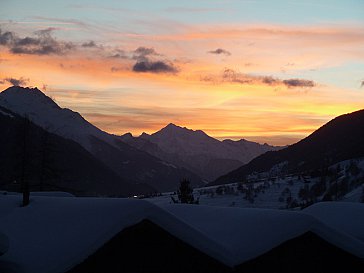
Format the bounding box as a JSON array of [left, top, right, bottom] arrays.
[[0, 87, 202, 194], [211, 109, 364, 186], [121, 124, 280, 181], [2, 86, 363, 196], [0, 86, 278, 195]]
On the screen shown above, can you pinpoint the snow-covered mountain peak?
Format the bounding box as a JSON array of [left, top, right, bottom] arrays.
[[3, 86, 41, 95], [159, 123, 187, 134], [0, 86, 59, 110], [165, 122, 179, 129], [155, 123, 210, 140], [0, 86, 109, 150]]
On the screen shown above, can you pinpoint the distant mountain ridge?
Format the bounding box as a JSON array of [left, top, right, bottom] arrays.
[[211, 109, 364, 186], [120, 123, 280, 181], [0, 86, 203, 192]]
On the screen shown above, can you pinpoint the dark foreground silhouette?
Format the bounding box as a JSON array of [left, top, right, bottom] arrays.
[[67, 220, 363, 273]]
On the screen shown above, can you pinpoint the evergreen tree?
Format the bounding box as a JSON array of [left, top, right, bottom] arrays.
[[172, 179, 199, 204], [178, 178, 194, 204]]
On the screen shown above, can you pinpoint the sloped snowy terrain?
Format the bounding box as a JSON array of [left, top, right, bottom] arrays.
[[147, 158, 364, 209], [0, 191, 75, 198], [147, 178, 363, 209], [213, 109, 364, 186], [0, 195, 363, 273]]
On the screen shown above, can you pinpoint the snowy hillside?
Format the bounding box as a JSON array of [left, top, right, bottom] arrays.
[[213, 109, 364, 186], [147, 158, 364, 209]]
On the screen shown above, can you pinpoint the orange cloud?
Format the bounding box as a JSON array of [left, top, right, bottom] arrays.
[[1, 23, 364, 145]]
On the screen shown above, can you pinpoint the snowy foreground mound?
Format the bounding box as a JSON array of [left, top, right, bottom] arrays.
[[0, 195, 363, 273]]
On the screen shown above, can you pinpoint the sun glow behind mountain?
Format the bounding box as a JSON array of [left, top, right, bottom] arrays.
[[0, 0, 363, 145]]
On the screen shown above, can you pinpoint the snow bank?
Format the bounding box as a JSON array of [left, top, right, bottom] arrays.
[[0, 192, 75, 198], [30, 192, 75, 198]]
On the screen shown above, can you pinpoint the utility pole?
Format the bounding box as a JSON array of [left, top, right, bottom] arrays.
[[21, 116, 30, 207]]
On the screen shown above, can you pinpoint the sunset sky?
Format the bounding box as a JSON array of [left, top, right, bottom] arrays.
[[1, 0, 363, 145]]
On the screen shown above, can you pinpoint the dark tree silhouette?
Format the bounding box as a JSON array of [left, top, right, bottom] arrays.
[[171, 178, 199, 204]]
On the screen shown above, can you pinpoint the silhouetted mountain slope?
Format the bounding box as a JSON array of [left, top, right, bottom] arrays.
[[89, 136, 202, 192], [212, 109, 364, 185], [0, 106, 147, 196], [0, 86, 203, 191], [121, 123, 279, 181]]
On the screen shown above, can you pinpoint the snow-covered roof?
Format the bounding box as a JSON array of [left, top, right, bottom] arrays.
[[0, 195, 363, 273], [0, 196, 231, 273], [303, 202, 364, 241], [161, 204, 364, 264]]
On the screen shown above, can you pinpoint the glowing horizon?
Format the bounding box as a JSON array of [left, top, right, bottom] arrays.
[[1, 0, 363, 145]]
